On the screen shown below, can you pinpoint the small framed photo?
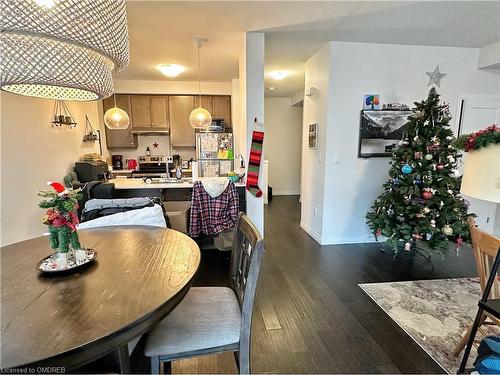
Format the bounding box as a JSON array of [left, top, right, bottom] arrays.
[[364, 94, 380, 110], [308, 123, 318, 149]]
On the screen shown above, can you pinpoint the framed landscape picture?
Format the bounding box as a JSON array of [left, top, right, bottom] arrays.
[[358, 110, 412, 157], [308, 122, 318, 149]]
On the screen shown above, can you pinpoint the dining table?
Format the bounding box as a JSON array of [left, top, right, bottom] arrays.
[[0, 226, 201, 372]]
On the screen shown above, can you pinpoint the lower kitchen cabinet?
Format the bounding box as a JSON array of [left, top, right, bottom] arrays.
[[103, 95, 138, 149]]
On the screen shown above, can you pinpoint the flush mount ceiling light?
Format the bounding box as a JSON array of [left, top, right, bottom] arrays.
[[189, 37, 212, 129], [157, 64, 186, 77], [0, 0, 130, 101], [269, 71, 288, 80]]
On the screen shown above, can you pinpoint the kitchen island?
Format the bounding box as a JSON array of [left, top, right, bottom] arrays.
[[110, 178, 246, 211]]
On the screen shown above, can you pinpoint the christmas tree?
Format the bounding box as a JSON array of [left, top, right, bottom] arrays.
[[366, 88, 472, 254]]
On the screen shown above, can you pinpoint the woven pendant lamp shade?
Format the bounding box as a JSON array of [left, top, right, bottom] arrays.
[[0, 0, 129, 101]]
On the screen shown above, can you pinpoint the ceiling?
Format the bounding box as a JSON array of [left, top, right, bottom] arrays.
[[121, 1, 500, 97]]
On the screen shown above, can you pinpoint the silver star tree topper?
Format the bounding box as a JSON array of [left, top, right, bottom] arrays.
[[426, 65, 447, 87]]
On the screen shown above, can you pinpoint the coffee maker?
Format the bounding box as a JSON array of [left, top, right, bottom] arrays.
[[112, 155, 123, 170]]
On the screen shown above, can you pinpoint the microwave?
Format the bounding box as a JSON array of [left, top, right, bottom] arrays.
[[210, 118, 225, 131]]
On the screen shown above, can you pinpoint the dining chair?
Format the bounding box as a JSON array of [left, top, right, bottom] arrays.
[[453, 217, 500, 356], [144, 212, 265, 374]]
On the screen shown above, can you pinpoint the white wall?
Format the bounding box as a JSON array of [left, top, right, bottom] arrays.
[[264, 97, 302, 195], [239, 32, 265, 236], [478, 42, 500, 70], [108, 134, 193, 163], [318, 41, 500, 244], [291, 90, 304, 107], [0, 92, 101, 246], [231, 78, 244, 158], [300, 43, 333, 242], [494, 207, 500, 237], [114, 80, 231, 95]]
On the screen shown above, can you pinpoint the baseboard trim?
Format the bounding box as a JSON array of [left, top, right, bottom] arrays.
[[273, 190, 300, 196], [299, 221, 322, 244], [299, 223, 383, 246], [320, 237, 380, 245]]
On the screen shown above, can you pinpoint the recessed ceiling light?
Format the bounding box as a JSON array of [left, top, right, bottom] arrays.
[[157, 64, 186, 77], [269, 71, 287, 80], [268, 87, 276, 91]]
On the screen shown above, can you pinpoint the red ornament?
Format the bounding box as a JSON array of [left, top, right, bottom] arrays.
[[436, 163, 445, 171], [422, 190, 433, 200]]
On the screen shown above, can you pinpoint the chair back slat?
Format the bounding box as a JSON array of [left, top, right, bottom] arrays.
[[230, 213, 263, 306], [229, 213, 264, 373], [469, 217, 500, 299]]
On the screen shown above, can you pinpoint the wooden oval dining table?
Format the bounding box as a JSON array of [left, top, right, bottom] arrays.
[[0, 226, 201, 372]]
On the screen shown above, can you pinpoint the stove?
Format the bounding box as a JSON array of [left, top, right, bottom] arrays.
[[132, 155, 172, 178]]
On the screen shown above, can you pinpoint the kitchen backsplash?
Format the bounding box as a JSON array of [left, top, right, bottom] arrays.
[[108, 135, 196, 166]]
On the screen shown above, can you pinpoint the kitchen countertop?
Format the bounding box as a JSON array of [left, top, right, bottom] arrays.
[[111, 178, 245, 190], [110, 169, 135, 174]]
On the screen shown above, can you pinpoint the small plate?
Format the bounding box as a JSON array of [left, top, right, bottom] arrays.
[[36, 249, 97, 273]]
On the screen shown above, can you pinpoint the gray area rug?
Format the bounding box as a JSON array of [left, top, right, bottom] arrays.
[[360, 278, 499, 374]]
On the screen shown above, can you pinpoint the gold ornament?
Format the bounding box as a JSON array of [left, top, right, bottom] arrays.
[[441, 225, 453, 236]]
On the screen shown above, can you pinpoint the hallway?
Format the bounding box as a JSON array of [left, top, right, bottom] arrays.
[[178, 195, 476, 373]]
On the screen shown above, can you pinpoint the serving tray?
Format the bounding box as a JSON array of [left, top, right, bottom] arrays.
[[36, 249, 97, 273]]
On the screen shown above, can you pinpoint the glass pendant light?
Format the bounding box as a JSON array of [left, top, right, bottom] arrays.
[[189, 38, 212, 129], [104, 92, 130, 129]]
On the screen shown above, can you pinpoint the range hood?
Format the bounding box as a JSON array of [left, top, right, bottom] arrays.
[[130, 128, 170, 135]]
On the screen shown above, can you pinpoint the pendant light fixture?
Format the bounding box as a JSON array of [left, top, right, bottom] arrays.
[[189, 37, 212, 129], [0, 0, 129, 101], [104, 92, 130, 129]]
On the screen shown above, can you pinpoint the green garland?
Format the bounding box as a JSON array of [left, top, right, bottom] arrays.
[[453, 125, 499, 152]]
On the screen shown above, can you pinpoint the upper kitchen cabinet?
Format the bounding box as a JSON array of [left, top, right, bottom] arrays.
[[103, 95, 138, 149], [169, 96, 195, 146], [212, 96, 231, 128], [194, 95, 213, 114], [130, 95, 169, 129], [150, 96, 169, 128]]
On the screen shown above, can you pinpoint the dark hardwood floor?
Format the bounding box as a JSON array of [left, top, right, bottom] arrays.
[[182, 195, 477, 374]]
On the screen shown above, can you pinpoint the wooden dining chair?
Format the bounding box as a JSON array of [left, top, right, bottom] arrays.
[[453, 217, 500, 356], [144, 213, 265, 374]]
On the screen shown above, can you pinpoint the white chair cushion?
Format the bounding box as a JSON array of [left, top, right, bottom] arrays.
[[144, 287, 241, 357]]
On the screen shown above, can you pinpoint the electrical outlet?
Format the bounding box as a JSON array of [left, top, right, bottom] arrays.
[[313, 207, 318, 216]]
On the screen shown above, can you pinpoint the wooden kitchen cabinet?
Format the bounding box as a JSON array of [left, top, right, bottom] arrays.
[[212, 95, 231, 127], [103, 95, 138, 149], [194, 95, 213, 114], [150, 96, 169, 128], [130, 95, 150, 127], [130, 95, 169, 129], [169, 96, 195, 146]]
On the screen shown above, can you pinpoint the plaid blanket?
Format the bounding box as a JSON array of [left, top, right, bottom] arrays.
[[189, 181, 239, 236]]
